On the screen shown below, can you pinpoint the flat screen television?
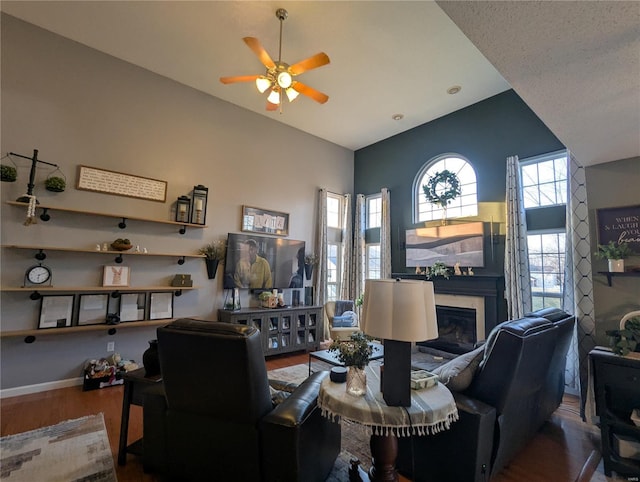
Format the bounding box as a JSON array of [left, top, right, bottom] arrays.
[[223, 232, 306, 290]]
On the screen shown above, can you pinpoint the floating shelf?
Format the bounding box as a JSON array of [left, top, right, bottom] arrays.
[[597, 271, 640, 287], [0, 286, 198, 293], [6, 201, 207, 233]]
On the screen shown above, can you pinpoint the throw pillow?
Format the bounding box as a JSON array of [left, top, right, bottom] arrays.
[[269, 385, 292, 406], [432, 345, 484, 392]]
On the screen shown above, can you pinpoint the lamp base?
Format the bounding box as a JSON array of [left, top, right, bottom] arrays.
[[381, 339, 412, 407]]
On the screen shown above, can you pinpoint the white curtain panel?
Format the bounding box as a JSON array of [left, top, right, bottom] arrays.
[[562, 153, 595, 412], [380, 188, 392, 279], [315, 189, 330, 340], [353, 194, 366, 302], [340, 193, 353, 300], [504, 155, 532, 319]]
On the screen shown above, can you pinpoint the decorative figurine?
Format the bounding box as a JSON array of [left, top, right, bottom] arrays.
[[454, 262, 462, 276]]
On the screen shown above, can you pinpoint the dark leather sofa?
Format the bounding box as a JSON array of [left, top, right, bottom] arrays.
[[397, 308, 575, 482], [142, 318, 341, 481]]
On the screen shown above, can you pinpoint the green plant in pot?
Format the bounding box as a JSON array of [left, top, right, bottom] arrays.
[[329, 331, 374, 396], [198, 239, 226, 279], [426, 261, 450, 280], [45, 176, 66, 192], [606, 316, 640, 356], [1, 164, 17, 182], [595, 241, 634, 272]]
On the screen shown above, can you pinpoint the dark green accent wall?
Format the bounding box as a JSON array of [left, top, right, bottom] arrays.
[[354, 90, 565, 274]]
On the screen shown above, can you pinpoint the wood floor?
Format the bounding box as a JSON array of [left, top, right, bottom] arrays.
[[0, 352, 618, 481]]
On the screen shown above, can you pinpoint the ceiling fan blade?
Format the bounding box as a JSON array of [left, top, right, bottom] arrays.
[[292, 82, 329, 104], [289, 52, 330, 76], [266, 101, 278, 111], [220, 74, 260, 84], [243, 37, 276, 70]]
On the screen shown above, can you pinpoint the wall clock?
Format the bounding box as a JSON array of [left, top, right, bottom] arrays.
[[24, 263, 52, 287]]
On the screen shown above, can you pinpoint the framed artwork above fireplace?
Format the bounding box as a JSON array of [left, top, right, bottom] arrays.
[[406, 221, 485, 268]]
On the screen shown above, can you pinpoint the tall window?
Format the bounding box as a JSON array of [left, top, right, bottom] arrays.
[[326, 193, 344, 301], [521, 151, 568, 310], [414, 155, 477, 223], [365, 195, 382, 279]]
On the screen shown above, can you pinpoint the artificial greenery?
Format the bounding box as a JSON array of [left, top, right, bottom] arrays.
[[426, 261, 450, 279], [606, 316, 640, 356], [595, 241, 634, 260], [355, 293, 364, 308], [44, 176, 66, 192], [328, 331, 373, 369], [304, 253, 319, 266], [423, 170, 462, 208], [1, 164, 17, 182], [198, 239, 227, 261], [258, 291, 273, 301]]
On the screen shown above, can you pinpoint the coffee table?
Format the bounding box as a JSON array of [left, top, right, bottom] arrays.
[[308, 342, 383, 375]]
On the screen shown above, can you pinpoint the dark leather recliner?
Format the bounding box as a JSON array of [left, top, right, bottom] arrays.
[[142, 318, 341, 481], [397, 308, 575, 482]]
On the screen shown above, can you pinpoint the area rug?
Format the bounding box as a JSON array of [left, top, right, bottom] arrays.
[[268, 363, 373, 475], [0, 413, 117, 481]]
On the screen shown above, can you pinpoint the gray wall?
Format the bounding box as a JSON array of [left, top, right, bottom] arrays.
[[0, 15, 353, 391], [586, 156, 640, 344]]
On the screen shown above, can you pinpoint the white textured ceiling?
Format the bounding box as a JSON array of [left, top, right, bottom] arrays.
[[2, 1, 638, 166]]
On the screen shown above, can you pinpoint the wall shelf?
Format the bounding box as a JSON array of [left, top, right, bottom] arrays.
[[597, 271, 640, 287], [6, 201, 207, 233], [0, 318, 175, 343]]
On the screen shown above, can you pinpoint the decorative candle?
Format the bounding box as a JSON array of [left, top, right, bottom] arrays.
[[195, 199, 203, 211], [179, 204, 187, 213]]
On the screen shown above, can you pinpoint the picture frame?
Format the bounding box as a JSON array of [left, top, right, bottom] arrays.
[[76, 165, 167, 202], [118, 292, 146, 322], [241, 205, 289, 236], [596, 204, 640, 251], [103, 265, 130, 287], [77, 294, 109, 326], [405, 221, 485, 268], [149, 292, 173, 320], [39, 295, 74, 329]]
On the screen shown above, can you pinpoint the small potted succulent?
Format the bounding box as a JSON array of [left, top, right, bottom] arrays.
[[198, 239, 227, 279], [595, 241, 634, 272], [1, 164, 17, 182], [45, 176, 66, 192]]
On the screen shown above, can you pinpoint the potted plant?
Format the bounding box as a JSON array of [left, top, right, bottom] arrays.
[[329, 331, 373, 396], [595, 241, 634, 272], [426, 261, 450, 280], [304, 253, 319, 280], [423, 170, 462, 225], [44, 176, 66, 192], [198, 239, 226, 279], [606, 315, 640, 356], [1, 164, 17, 182]]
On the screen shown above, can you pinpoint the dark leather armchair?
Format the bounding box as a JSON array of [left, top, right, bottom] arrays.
[[143, 318, 340, 481]]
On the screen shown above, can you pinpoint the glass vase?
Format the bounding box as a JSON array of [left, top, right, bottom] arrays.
[[346, 366, 367, 396]]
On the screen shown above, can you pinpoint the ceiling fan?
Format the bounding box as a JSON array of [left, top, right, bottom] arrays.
[[220, 8, 330, 112]]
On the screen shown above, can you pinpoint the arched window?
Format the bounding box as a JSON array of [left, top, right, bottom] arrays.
[[414, 155, 478, 223]]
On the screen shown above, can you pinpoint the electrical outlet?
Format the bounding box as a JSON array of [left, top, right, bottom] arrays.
[[107, 341, 115, 352]]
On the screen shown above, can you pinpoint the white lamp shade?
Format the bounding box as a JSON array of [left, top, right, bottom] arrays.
[[361, 279, 438, 342], [267, 88, 280, 105], [255, 76, 271, 93]]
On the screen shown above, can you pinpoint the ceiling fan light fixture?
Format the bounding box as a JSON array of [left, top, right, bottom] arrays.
[[267, 88, 281, 105], [285, 87, 299, 102], [256, 76, 271, 93], [277, 71, 293, 89]]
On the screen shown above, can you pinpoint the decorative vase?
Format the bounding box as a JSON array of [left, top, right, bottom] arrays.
[[304, 263, 314, 281], [608, 259, 624, 273], [346, 366, 367, 396], [205, 258, 219, 279], [143, 339, 160, 377]]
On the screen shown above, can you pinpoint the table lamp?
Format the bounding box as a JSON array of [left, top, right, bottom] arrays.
[[360, 278, 438, 407]]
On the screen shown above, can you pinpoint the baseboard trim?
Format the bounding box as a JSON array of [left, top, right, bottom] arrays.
[[1, 377, 83, 399]]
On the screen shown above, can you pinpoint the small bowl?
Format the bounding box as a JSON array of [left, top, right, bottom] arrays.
[[110, 243, 132, 251]]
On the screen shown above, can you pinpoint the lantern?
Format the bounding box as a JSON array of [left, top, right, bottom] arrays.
[[189, 185, 208, 225]]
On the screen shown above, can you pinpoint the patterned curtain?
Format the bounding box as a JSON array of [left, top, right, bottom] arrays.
[[340, 193, 353, 300], [352, 194, 366, 303], [380, 188, 392, 279], [562, 153, 595, 415], [504, 155, 532, 319], [315, 189, 330, 340]]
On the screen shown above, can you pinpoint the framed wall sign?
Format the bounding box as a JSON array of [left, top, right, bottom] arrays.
[[39, 295, 74, 329], [103, 265, 130, 287], [149, 292, 173, 320], [78, 294, 109, 326], [118, 293, 146, 322], [241, 205, 289, 236], [596, 204, 640, 251], [76, 165, 167, 202]]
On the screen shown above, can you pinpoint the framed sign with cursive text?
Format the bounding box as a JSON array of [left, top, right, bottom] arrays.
[[77, 165, 167, 202], [596, 204, 640, 251]]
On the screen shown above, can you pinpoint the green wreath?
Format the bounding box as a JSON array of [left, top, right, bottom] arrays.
[[423, 170, 462, 207]]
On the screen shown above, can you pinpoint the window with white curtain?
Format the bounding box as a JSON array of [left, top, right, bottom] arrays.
[[520, 151, 568, 310], [414, 155, 478, 223], [326, 193, 344, 301], [365, 194, 382, 280]]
